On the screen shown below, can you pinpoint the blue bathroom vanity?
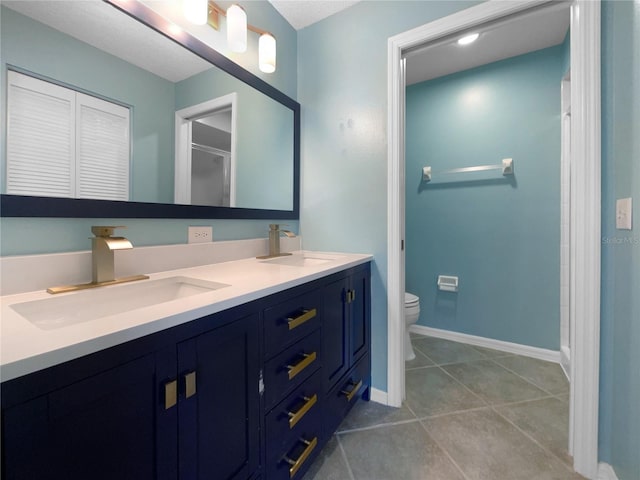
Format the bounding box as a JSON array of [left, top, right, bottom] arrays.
[[1, 256, 371, 480]]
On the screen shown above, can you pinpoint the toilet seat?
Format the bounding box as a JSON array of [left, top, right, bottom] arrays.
[[405, 292, 419, 305]]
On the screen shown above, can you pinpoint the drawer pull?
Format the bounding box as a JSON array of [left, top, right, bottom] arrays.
[[341, 379, 363, 402], [287, 394, 318, 429], [164, 379, 178, 410], [287, 308, 317, 330], [184, 371, 197, 399], [287, 352, 317, 380], [283, 437, 318, 478]]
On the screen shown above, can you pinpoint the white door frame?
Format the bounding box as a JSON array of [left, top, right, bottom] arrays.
[[386, 1, 601, 478], [175, 92, 237, 206]]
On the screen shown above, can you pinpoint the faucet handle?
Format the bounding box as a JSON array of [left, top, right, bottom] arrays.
[[91, 225, 127, 237]]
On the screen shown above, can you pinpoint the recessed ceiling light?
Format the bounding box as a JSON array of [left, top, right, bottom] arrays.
[[457, 33, 479, 46]]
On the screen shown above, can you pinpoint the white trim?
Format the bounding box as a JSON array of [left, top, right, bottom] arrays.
[[568, 2, 601, 477], [368, 387, 388, 406], [597, 463, 619, 480], [387, 1, 601, 478], [386, 39, 405, 408], [174, 93, 237, 206], [410, 325, 561, 364]]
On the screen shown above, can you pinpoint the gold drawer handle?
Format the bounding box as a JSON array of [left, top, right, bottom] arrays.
[[287, 394, 318, 429], [164, 379, 177, 410], [283, 437, 318, 478], [287, 308, 317, 330], [184, 371, 197, 399], [287, 352, 317, 380], [341, 379, 363, 402]]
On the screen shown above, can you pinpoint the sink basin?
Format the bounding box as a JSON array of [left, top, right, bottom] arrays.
[[11, 276, 229, 330], [261, 253, 341, 267]]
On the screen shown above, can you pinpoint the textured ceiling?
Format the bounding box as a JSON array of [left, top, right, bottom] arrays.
[[268, 0, 361, 30]]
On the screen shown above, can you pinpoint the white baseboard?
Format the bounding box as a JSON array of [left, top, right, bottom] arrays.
[[597, 463, 619, 480], [410, 325, 561, 364], [368, 387, 388, 405]]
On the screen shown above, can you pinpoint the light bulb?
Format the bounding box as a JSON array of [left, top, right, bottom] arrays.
[[259, 33, 276, 73], [227, 4, 247, 53], [183, 0, 208, 25]]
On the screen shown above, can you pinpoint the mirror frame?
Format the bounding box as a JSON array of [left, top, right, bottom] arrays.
[[0, 0, 300, 219]]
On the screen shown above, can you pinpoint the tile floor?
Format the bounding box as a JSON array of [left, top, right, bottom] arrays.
[[303, 334, 584, 480]]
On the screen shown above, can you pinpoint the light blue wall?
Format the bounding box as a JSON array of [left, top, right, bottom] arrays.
[[1, 7, 176, 203], [298, 0, 478, 392], [405, 46, 563, 350], [0, 1, 298, 257], [599, 1, 640, 478]]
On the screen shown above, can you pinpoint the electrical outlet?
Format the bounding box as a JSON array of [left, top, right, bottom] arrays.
[[616, 198, 632, 230], [188, 226, 213, 244]]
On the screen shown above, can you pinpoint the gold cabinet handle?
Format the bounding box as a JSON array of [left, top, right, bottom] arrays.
[[346, 290, 356, 303], [164, 379, 178, 410], [287, 308, 317, 330], [184, 371, 197, 399], [341, 379, 363, 402], [287, 394, 318, 429], [283, 437, 318, 478], [286, 352, 317, 380]]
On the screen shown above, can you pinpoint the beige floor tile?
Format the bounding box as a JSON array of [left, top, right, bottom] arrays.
[[337, 398, 415, 432], [422, 409, 582, 480], [340, 421, 466, 480], [471, 344, 515, 359], [495, 397, 572, 465], [405, 366, 486, 417], [301, 435, 351, 480], [494, 356, 570, 395], [406, 346, 436, 370], [412, 337, 486, 365], [442, 360, 549, 405]]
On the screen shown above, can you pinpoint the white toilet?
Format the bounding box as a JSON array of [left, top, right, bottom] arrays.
[[405, 292, 421, 361]]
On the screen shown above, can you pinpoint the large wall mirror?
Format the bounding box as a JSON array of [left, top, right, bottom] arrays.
[[0, 0, 299, 219]]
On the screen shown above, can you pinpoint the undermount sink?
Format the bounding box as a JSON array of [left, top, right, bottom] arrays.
[[11, 276, 229, 331], [261, 253, 342, 267]]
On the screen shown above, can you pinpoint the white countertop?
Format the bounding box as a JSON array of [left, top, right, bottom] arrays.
[[0, 250, 372, 382]]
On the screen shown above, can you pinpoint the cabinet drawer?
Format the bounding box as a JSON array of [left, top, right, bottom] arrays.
[[264, 331, 321, 410], [323, 353, 370, 440], [264, 291, 321, 359], [266, 369, 322, 456], [266, 422, 321, 480]]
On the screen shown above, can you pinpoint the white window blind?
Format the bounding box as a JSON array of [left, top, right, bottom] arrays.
[[6, 71, 75, 197], [77, 94, 130, 200], [6, 71, 130, 200]]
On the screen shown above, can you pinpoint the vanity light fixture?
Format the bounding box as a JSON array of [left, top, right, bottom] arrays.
[[259, 32, 276, 73], [183, 1, 277, 72], [182, 0, 208, 26], [457, 32, 479, 45], [226, 4, 247, 52]]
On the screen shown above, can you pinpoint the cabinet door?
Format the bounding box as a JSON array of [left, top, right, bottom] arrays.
[[322, 277, 349, 392], [2, 353, 170, 480], [349, 267, 370, 366], [178, 313, 260, 480]]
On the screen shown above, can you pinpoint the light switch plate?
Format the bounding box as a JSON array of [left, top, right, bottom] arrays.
[[188, 226, 213, 243], [616, 198, 632, 230]]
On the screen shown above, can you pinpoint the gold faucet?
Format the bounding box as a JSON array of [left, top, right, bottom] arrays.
[[256, 224, 296, 259], [47, 226, 148, 294]]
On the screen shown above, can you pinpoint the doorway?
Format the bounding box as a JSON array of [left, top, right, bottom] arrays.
[[387, 1, 601, 478], [175, 93, 237, 206]]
